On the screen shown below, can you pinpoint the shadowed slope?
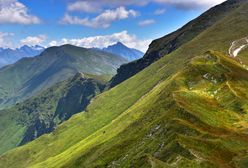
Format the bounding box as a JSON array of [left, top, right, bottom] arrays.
[[1, 0, 248, 167], [0, 73, 106, 155], [0, 45, 126, 108]]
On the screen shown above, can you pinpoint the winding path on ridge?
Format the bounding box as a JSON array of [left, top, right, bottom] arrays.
[[229, 37, 248, 57]]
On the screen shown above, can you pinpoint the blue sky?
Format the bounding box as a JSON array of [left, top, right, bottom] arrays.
[[0, 0, 226, 52]]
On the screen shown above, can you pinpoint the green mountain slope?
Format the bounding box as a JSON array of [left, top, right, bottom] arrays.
[[108, 0, 245, 88], [1, 0, 248, 167], [0, 45, 127, 108], [0, 73, 105, 155]]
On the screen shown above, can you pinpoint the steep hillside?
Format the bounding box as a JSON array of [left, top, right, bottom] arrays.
[[0, 73, 106, 155], [103, 42, 144, 61], [108, 0, 246, 88], [1, 0, 248, 167], [0, 44, 127, 108]]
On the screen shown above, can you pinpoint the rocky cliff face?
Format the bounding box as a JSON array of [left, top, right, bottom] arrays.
[[20, 73, 105, 145], [54, 73, 105, 122]]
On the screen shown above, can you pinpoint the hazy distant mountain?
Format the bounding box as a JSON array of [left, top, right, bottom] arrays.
[[103, 42, 144, 61], [0, 45, 45, 68], [0, 44, 127, 108]]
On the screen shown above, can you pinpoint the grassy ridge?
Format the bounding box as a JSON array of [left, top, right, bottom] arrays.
[[0, 73, 106, 155], [1, 1, 248, 167], [36, 51, 248, 167], [0, 45, 126, 108], [108, 0, 245, 88]]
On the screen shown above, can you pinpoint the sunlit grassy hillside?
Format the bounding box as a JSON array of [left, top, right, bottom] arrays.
[[1, 0, 248, 167], [108, 0, 245, 88]]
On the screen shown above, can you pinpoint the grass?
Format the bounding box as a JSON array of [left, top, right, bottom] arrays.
[[109, 0, 245, 88], [0, 110, 26, 154], [0, 73, 106, 155], [0, 45, 126, 109], [2, 2, 248, 168]]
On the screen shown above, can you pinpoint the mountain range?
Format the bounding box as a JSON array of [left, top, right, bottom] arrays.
[[0, 45, 45, 68], [0, 43, 144, 69], [1, 0, 248, 168], [0, 44, 127, 108], [102, 42, 144, 61]]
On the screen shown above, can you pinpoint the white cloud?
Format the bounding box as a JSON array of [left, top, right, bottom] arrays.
[[67, 0, 148, 13], [0, 0, 41, 24], [49, 31, 151, 52], [67, 1, 100, 13], [139, 19, 155, 26], [49, 40, 58, 47], [61, 7, 138, 28], [67, 0, 226, 11], [154, 0, 226, 9], [0, 32, 14, 48], [20, 35, 47, 46], [154, 9, 166, 15]]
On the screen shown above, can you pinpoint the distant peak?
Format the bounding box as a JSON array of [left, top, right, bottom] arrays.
[[60, 44, 75, 48], [20, 45, 29, 49], [116, 42, 124, 45], [33, 45, 45, 50], [72, 72, 85, 81], [19, 45, 45, 51], [115, 42, 127, 47], [59, 44, 88, 50], [106, 42, 128, 49]]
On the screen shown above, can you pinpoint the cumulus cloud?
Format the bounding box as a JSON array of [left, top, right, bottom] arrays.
[[67, 1, 101, 13], [67, 0, 148, 13], [20, 35, 47, 46], [0, 32, 14, 48], [139, 19, 155, 26], [49, 40, 58, 47], [154, 0, 226, 10], [61, 7, 138, 28], [154, 9, 166, 15], [67, 0, 226, 12], [0, 0, 41, 24], [49, 31, 151, 52]]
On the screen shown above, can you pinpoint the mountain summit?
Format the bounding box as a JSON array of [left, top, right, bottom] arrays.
[[103, 42, 144, 61], [0, 44, 127, 108]]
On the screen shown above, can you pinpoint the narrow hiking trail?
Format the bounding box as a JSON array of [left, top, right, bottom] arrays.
[[229, 37, 248, 57]]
